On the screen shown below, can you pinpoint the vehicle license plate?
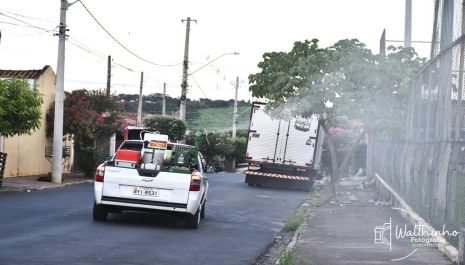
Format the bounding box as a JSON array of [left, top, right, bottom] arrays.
[[133, 187, 159, 197]]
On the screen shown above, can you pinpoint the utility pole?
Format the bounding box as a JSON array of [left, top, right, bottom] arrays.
[[179, 17, 196, 121], [106, 55, 116, 155], [137, 72, 144, 127], [404, 0, 412, 48], [232, 76, 239, 139], [52, 0, 69, 184], [162, 82, 166, 116], [106, 55, 111, 96], [230, 77, 239, 171], [380, 29, 386, 56]]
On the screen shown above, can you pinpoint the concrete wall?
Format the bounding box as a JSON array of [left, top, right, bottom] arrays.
[[3, 67, 73, 177]]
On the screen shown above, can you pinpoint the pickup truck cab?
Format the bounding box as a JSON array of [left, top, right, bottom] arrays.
[[93, 133, 208, 229]]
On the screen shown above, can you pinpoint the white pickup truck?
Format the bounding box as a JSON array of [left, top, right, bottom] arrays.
[[93, 133, 209, 229]]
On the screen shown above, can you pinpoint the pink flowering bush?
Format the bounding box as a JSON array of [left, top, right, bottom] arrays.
[[47, 89, 124, 176]]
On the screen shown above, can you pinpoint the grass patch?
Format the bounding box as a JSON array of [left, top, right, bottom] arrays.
[[277, 249, 294, 265], [283, 211, 305, 232], [186, 106, 251, 131]]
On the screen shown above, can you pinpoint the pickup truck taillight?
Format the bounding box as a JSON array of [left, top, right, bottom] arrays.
[[95, 165, 105, 182], [189, 173, 201, 191]]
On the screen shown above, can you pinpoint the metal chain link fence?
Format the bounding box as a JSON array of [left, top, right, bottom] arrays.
[[372, 0, 465, 247]]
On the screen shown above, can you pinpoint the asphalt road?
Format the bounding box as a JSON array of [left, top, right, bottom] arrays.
[[0, 172, 307, 265]]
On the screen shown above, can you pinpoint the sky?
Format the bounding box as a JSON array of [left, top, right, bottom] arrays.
[[0, 0, 435, 102]]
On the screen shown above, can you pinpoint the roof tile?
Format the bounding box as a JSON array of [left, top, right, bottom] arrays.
[[0, 65, 51, 79]]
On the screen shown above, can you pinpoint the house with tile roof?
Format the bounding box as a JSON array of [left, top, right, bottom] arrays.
[[0, 65, 73, 178]]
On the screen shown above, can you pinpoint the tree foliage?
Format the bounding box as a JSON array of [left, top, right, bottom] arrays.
[[143, 115, 186, 141], [0, 79, 42, 137], [47, 89, 124, 176], [249, 39, 426, 136], [119, 93, 250, 123], [248, 39, 426, 182], [185, 131, 237, 163], [48, 89, 123, 143]]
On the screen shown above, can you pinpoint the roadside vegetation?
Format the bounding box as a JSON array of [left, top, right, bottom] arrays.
[[248, 39, 426, 185], [185, 130, 247, 171], [0, 78, 42, 138], [277, 249, 294, 265], [144, 115, 186, 141], [283, 211, 305, 232], [47, 89, 124, 177], [186, 106, 251, 131], [119, 93, 250, 125], [0, 78, 43, 186]]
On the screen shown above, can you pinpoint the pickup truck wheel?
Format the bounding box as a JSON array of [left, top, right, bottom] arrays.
[[200, 201, 206, 219], [186, 207, 201, 229], [93, 202, 108, 221]]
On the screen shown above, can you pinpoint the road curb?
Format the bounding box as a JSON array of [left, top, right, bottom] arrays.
[[374, 173, 459, 263], [274, 186, 332, 264], [0, 179, 93, 193], [275, 229, 300, 265], [41, 180, 94, 190]]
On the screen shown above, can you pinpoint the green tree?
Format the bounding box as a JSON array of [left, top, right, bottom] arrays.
[[248, 39, 425, 185], [185, 131, 235, 167], [0, 79, 42, 138], [47, 89, 123, 177], [144, 115, 186, 141]]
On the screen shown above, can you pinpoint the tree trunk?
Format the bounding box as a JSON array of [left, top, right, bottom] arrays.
[[322, 123, 338, 196], [337, 132, 365, 179], [366, 128, 374, 179], [322, 122, 365, 196]]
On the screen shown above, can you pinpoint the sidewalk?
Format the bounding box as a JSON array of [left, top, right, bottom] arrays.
[[0, 172, 92, 192], [291, 176, 452, 265]]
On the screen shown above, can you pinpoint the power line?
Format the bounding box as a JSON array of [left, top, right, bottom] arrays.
[[67, 37, 137, 73], [0, 9, 56, 24], [189, 70, 209, 98], [66, 44, 108, 65], [0, 20, 31, 28], [67, 38, 107, 61], [144, 75, 181, 85], [0, 27, 49, 37], [66, 79, 165, 88], [66, 78, 179, 90], [67, 38, 179, 84], [68, 37, 106, 58], [0, 12, 56, 33], [78, 0, 182, 67], [0, 8, 184, 85]]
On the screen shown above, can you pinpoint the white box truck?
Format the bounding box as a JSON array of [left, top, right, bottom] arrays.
[[244, 102, 325, 191]]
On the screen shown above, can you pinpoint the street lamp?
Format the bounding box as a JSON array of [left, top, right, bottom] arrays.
[[179, 51, 239, 121], [189, 52, 239, 76]]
